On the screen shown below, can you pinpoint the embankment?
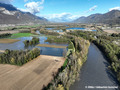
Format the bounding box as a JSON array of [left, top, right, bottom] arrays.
[[43, 37, 90, 90]]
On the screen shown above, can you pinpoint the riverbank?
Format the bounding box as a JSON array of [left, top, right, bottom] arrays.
[[67, 30, 120, 85], [43, 36, 90, 90], [70, 43, 119, 90]]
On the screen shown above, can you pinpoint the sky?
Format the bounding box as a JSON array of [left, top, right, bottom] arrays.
[[0, 0, 120, 22]]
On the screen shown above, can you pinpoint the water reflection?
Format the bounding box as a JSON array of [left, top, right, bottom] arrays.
[[0, 35, 68, 57]]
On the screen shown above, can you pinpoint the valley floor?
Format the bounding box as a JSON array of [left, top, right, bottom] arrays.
[[0, 55, 65, 90], [103, 29, 120, 34], [0, 30, 19, 34]]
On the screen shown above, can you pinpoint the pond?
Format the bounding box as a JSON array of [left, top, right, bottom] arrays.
[[46, 28, 55, 30], [0, 33, 68, 57], [66, 27, 97, 31], [66, 27, 85, 30], [46, 28, 63, 33]]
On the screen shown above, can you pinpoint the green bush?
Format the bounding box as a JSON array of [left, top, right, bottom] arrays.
[[0, 33, 12, 38], [23, 37, 39, 47], [0, 48, 40, 66]]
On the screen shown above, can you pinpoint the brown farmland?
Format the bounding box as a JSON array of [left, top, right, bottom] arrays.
[[0, 55, 65, 90], [0, 39, 19, 43], [0, 30, 19, 34], [37, 44, 67, 48], [103, 29, 120, 34]]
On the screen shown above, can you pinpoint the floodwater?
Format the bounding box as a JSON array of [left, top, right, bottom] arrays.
[[66, 27, 85, 30], [70, 43, 119, 90], [66, 27, 97, 31], [0, 32, 67, 57]]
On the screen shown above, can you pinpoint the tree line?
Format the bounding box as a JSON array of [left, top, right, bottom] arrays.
[[67, 30, 120, 85], [0, 48, 40, 66], [0, 33, 12, 38], [43, 36, 90, 90]]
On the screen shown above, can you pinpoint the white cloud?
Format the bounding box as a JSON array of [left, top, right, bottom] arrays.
[[24, 2, 43, 14], [0, 0, 13, 4], [42, 13, 80, 22], [85, 5, 97, 13], [24, 0, 28, 2], [89, 5, 97, 12], [19, 0, 44, 14], [109, 7, 120, 11], [39, 0, 44, 4]]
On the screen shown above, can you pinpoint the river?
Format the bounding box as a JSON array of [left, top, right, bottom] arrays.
[[70, 43, 119, 90]]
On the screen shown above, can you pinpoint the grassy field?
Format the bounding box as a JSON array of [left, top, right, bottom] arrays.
[[10, 33, 33, 38], [7, 24, 41, 30], [45, 36, 69, 44]]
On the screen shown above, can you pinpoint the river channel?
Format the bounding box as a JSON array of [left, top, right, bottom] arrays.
[[70, 43, 119, 90]]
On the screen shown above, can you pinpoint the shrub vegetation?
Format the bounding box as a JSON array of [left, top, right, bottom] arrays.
[[0, 33, 12, 38], [23, 37, 39, 47], [0, 48, 40, 66], [67, 30, 120, 85]]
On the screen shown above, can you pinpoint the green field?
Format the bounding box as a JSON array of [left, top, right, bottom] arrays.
[[10, 33, 33, 38]]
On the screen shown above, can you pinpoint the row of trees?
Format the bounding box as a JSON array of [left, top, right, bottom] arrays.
[[111, 33, 120, 37], [0, 33, 12, 38], [43, 36, 90, 90], [68, 30, 120, 85], [23, 37, 39, 47], [93, 39, 120, 83], [0, 48, 40, 66]]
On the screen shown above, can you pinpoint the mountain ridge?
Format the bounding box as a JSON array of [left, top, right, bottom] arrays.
[[0, 3, 48, 25], [74, 10, 120, 24]]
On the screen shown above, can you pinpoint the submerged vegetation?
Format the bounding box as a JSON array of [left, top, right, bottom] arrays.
[[45, 36, 69, 44], [23, 37, 39, 47], [0, 48, 40, 66], [40, 30, 59, 36]]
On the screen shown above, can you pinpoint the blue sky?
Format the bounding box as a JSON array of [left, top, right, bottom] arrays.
[[1, 0, 120, 22]]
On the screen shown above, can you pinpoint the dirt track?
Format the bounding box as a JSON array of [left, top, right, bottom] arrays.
[[103, 29, 120, 34], [0, 55, 65, 90], [0, 30, 19, 34]]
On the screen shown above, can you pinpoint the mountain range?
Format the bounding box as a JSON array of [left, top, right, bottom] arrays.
[[0, 2, 120, 25], [0, 3, 48, 25], [74, 10, 120, 24]]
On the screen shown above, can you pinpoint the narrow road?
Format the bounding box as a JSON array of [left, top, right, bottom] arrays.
[[70, 43, 119, 90]]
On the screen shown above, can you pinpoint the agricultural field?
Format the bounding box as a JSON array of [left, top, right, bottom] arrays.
[[0, 55, 65, 90], [0, 39, 19, 43], [10, 33, 33, 38]]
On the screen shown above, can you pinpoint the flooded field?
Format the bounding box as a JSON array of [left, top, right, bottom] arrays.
[[0, 32, 68, 57], [66, 27, 97, 31]]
